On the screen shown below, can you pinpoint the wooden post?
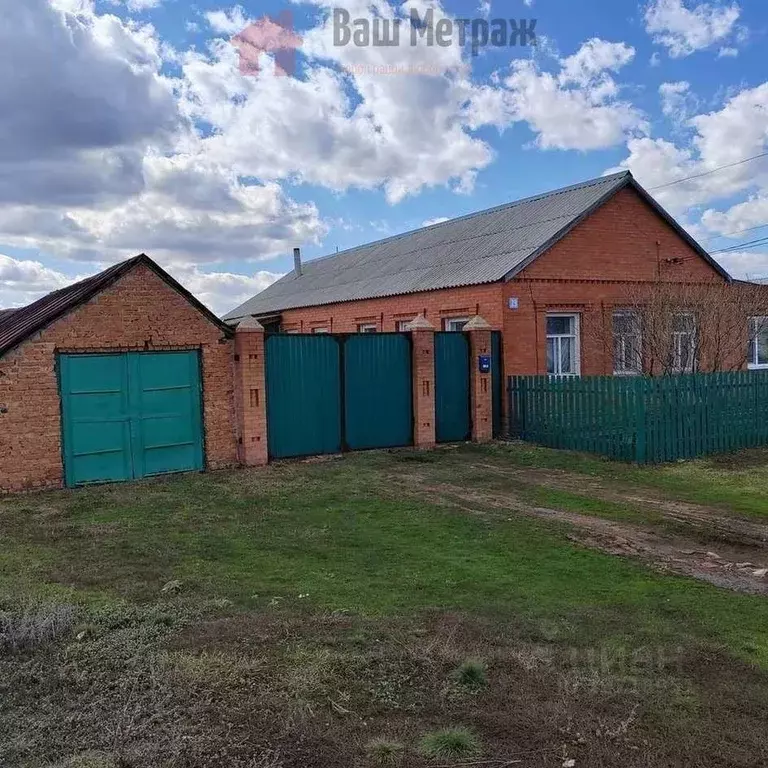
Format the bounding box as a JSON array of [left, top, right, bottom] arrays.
[[234, 318, 268, 466]]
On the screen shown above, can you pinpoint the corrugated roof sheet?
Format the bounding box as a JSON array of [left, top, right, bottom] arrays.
[[224, 172, 635, 321], [0, 253, 231, 358]]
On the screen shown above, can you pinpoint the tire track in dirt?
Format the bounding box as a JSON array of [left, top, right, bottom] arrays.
[[472, 463, 768, 547], [387, 469, 768, 596]]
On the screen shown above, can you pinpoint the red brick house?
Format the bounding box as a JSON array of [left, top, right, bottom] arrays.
[[224, 171, 733, 379], [0, 255, 239, 492]]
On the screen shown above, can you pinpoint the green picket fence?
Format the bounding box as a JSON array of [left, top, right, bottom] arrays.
[[508, 371, 768, 463]]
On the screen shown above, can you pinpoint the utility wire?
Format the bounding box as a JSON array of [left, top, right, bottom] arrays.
[[711, 235, 768, 255], [648, 150, 768, 191], [703, 222, 768, 243]]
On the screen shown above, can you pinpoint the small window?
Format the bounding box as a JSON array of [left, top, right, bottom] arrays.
[[613, 310, 642, 375], [748, 317, 768, 369], [444, 317, 470, 331], [357, 323, 377, 333], [396, 319, 414, 331], [312, 327, 329, 334], [546, 313, 580, 376], [671, 312, 696, 373]]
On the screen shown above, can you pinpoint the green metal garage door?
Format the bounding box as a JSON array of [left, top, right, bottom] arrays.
[[59, 351, 204, 487]]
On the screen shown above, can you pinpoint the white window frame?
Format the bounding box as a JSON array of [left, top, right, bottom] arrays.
[[396, 319, 414, 332], [312, 327, 329, 334], [546, 313, 581, 377], [613, 309, 642, 376], [443, 316, 470, 332], [671, 312, 697, 374], [748, 316, 768, 370], [357, 323, 377, 333]]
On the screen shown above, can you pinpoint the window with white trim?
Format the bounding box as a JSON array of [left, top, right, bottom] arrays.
[[613, 310, 642, 375], [443, 317, 470, 331], [748, 317, 768, 369], [312, 327, 329, 334], [357, 323, 377, 333], [671, 313, 696, 373], [396, 319, 414, 331], [546, 314, 580, 376]]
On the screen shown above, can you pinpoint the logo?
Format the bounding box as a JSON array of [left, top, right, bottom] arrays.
[[232, 11, 302, 77], [333, 8, 537, 56]]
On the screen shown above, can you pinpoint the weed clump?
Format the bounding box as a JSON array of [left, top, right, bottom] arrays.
[[452, 658, 488, 688], [365, 737, 405, 765], [418, 727, 481, 759]]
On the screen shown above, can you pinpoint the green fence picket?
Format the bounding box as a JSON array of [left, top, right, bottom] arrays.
[[506, 371, 768, 464]]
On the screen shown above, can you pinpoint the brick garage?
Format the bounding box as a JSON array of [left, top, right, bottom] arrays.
[[0, 255, 238, 492], [225, 172, 730, 383]]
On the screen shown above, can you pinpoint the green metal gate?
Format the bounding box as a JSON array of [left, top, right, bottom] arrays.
[[434, 332, 471, 443], [265, 333, 413, 459], [344, 334, 412, 450], [265, 334, 342, 459], [491, 331, 503, 438], [59, 351, 204, 487]]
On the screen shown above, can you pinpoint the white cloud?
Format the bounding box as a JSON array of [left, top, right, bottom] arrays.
[[645, 0, 740, 58], [125, 0, 163, 11], [468, 38, 646, 151], [701, 195, 768, 236], [0, 254, 82, 308], [712, 250, 768, 280], [166, 263, 283, 314], [204, 6, 250, 35], [422, 216, 449, 226], [611, 82, 768, 216], [0, 0, 326, 273], [659, 81, 698, 121], [0, 252, 283, 315], [184, 0, 498, 203], [0, 156, 326, 265], [0, 0, 181, 207], [718, 46, 739, 57]]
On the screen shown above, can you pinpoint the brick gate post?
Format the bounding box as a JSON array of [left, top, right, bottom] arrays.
[[406, 314, 436, 449], [234, 318, 269, 466], [465, 315, 493, 444]]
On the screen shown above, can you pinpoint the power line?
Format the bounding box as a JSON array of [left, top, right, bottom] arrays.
[[711, 235, 768, 255], [648, 150, 768, 191], [703, 222, 768, 243]]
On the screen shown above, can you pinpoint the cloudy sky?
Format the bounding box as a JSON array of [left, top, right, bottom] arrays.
[[1, 0, 767, 313]]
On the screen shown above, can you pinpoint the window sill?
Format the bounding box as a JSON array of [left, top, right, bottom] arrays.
[[613, 370, 641, 376], [748, 364, 768, 370]]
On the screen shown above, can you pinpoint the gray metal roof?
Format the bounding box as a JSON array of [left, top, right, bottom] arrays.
[[224, 171, 727, 321]]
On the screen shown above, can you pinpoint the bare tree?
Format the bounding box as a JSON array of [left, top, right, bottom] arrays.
[[590, 280, 768, 376]]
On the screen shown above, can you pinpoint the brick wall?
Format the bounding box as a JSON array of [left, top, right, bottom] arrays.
[[277, 283, 504, 334], [0, 264, 238, 492], [502, 187, 727, 376]]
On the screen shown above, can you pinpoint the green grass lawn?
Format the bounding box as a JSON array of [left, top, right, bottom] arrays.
[[475, 441, 768, 519], [2, 445, 768, 768]]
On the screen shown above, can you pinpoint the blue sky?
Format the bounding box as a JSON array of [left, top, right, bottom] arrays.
[[1, 0, 767, 312]]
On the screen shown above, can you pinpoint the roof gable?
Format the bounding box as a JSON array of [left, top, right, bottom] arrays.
[[0, 254, 231, 358], [224, 171, 730, 321]]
